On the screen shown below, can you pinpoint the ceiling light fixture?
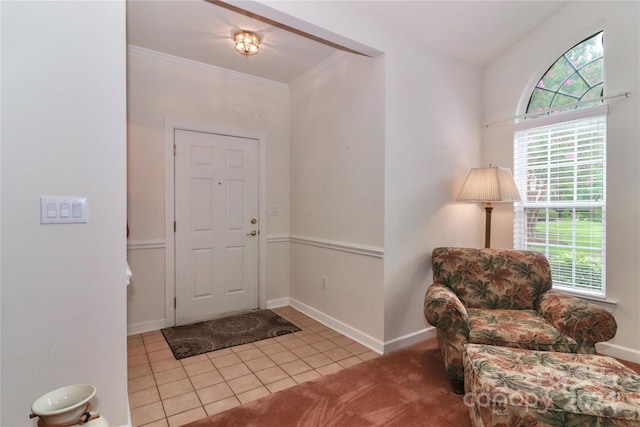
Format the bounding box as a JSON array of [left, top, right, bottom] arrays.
[[234, 30, 260, 56]]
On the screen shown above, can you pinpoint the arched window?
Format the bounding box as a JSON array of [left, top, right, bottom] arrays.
[[527, 32, 603, 116], [513, 32, 606, 297]]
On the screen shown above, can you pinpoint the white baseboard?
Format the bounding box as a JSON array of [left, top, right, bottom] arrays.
[[597, 341, 640, 364], [266, 297, 291, 309], [127, 319, 166, 336], [383, 326, 437, 353], [289, 299, 385, 354]]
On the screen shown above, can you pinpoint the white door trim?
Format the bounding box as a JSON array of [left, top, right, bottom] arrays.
[[164, 119, 267, 327]]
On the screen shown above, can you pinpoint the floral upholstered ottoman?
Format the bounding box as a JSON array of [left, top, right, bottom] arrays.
[[463, 344, 640, 427]]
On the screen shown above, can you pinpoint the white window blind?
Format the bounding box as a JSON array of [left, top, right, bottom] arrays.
[[513, 106, 606, 297]]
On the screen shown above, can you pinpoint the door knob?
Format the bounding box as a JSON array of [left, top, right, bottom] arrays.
[[246, 230, 257, 236]]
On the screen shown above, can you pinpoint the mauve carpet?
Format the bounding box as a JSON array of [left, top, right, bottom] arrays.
[[184, 337, 471, 427]]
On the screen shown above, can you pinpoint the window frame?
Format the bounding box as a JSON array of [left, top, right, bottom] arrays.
[[513, 31, 607, 298]]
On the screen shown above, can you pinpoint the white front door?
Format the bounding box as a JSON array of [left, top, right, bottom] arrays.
[[174, 129, 259, 325]]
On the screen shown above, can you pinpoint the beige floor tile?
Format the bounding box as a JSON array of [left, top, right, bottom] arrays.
[[180, 354, 209, 366], [258, 342, 287, 355], [130, 401, 165, 427], [315, 362, 343, 376], [253, 366, 289, 385], [128, 363, 153, 380], [245, 356, 277, 372], [196, 382, 235, 406], [310, 339, 339, 352], [157, 378, 194, 400], [207, 347, 233, 359], [183, 359, 215, 377], [253, 337, 278, 347], [307, 324, 328, 333], [148, 349, 175, 363], [236, 347, 266, 362], [227, 373, 263, 394], [203, 396, 241, 416], [293, 370, 322, 384], [128, 354, 150, 368], [167, 407, 207, 427], [126, 306, 378, 427], [230, 342, 257, 353], [290, 344, 320, 358], [358, 351, 380, 361], [128, 345, 147, 357], [128, 335, 144, 348], [343, 342, 370, 355], [162, 391, 201, 417], [280, 359, 312, 376], [324, 347, 352, 362], [142, 332, 165, 344], [274, 333, 297, 343], [154, 367, 188, 386], [279, 337, 307, 350], [267, 350, 298, 365], [330, 335, 355, 346], [299, 333, 325, 344], [265, 377, 297, 393], [318, 329, 341, 339], [236, 386, 270, 404], [338, 356, 363, 369], [189, 370, 225, 390], [128, 374, 157, 394], [137, 419, 168, 427], [218, 362, 251, 381], [303, 352, 333, 369], [145, 340, 169, 353], [151, 357, 182, 373], [129, 386, 161, 409], [209, 353, 242, 369]]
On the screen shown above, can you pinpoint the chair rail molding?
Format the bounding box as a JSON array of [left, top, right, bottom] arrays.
[[289, 235, 384, 258], [127, 239, 166, 251]]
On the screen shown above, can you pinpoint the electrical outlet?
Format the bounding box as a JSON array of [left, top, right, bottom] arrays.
[[322, 275, 328, 290]]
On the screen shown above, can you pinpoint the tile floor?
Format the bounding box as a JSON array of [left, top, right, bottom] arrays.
[[127, 306, 380, 427]]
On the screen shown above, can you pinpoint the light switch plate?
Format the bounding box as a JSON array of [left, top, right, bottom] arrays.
[[41, 197, 87, 224]]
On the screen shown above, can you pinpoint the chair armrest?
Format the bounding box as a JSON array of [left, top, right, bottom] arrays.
[[424, 284, 470, 337], [537, 290, 617, 352]]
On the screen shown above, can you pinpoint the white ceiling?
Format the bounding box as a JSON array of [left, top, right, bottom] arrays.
[[127, 0, 569, 85]]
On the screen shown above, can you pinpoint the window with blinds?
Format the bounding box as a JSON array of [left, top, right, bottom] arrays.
[[513, 107, 606, 296]]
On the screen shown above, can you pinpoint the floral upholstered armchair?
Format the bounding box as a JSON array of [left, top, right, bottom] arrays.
[[424, 247, 617, 391]]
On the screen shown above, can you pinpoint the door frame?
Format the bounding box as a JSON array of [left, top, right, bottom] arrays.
[[164, 119, 267, 327]]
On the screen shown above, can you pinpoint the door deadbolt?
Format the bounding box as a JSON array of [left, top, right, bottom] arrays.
[[250, 218, 257, 224]]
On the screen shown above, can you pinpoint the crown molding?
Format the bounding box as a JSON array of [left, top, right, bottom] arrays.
[[127, 44, 289, 89]]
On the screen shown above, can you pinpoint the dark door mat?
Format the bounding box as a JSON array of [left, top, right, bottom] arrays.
[[161, 309, 301, 360]]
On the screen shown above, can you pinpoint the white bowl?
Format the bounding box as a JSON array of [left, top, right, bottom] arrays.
[[31, 384, 96, 425]]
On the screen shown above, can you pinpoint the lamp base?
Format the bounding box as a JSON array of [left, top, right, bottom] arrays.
[[484, 204, 493, 248]]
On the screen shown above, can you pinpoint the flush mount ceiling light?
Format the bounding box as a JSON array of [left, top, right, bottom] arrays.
[[234, 30, 260, 56]]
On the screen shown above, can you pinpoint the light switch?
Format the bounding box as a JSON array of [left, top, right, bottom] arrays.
[[60, 203, 70, 218], [47, 203, 57, 218], [41, 197, 87, 224], [72, 203, 82, 218]]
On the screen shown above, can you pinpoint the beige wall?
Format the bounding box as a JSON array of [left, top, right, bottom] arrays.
[[483, 1, 640, 356], [126, 47, 291, 332], [289, 53, 386, 342], [244, 0, 485, 349], [1, 2, 129, 425]]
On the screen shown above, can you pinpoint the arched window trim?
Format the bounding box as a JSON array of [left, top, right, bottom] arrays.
[[513, 24, 606, 121], [525, 31, 604, 118]]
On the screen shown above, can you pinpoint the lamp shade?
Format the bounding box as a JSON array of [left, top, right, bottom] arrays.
[[456, 166, 521, 203]]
